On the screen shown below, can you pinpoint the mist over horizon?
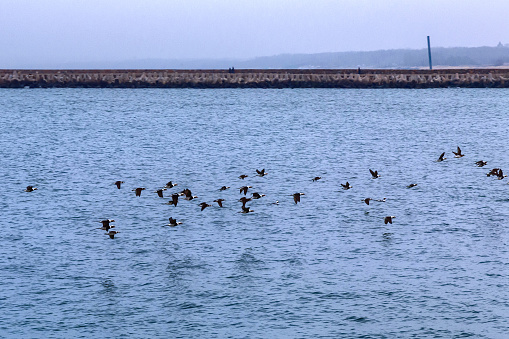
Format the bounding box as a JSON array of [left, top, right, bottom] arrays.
[[3, 45, 509, 70], [1, 0, 509, 69]]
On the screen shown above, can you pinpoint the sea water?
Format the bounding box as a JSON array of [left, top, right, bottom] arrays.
[[1, 88, 508, 338]]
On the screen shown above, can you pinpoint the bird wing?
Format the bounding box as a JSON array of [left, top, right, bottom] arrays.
[[369, 169, 375, 177]]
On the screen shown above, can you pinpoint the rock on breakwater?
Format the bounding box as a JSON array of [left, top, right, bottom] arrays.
[[1, 69, 509, 88]]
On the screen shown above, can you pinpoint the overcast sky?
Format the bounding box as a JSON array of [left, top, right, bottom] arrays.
[[1, 0, 508, 67]]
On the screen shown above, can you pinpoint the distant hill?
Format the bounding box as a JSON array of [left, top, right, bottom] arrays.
[[104, 45, 509, 69], [234, 45, 509, 69], [6, 45, 509, 70]]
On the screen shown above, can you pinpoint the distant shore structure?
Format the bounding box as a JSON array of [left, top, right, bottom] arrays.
[[1, 69, 508, 88], [427, 36, 433, 70]]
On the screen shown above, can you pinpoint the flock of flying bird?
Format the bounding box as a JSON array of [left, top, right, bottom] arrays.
[[24, 146, 506, 239]]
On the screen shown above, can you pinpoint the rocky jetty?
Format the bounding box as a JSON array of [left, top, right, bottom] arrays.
[[1, 69, 508, 88]]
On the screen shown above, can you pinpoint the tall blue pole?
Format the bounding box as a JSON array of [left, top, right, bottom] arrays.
[[427, 36, 433, 70]]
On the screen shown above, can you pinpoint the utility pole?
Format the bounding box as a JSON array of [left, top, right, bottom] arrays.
[[427, 36, 433, 70]]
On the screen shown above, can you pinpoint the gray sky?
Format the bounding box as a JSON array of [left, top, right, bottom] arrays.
[[1, 0, 508, 67]]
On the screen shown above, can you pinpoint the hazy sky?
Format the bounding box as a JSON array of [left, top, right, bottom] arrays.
[[1, 0, 508, 66]]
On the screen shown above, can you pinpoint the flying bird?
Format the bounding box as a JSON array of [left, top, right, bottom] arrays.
[[252, 192, 265, 199], [133, 187, 146, 197], [384, 216, 395, 224], [165, 181, 178, 188], [475, 160, 487, 167], [114, 181, 124, 189], [239, 196, 252, 208], [239, 174, 248, 180], [487, 168, 501, 177], [165, 193, 179, 206], [292, 193, 305, 204], [453, 146, 464, 158], [239, 186, 252, 195], [182, 188, 198, 200], [364, 198, 372, 205], [171, 193, 179, 206], [240, 206, 254, 213], [99, 219, 115, 228], [155, 188, 167, 198], [25, 185, 37, 192], [256, 169, 267, 177], [312, 176, 322, 182], [437, 152, 446, 162], [199, 202, 211, 211], [213, 199, 225, 207], [105, 231, 120, 239], [167, 217, 182, 226], [341, 182, 352, 190], [369, 169, 380, 179], [407, 183, 418, 188], [219, 186, 230, 191]]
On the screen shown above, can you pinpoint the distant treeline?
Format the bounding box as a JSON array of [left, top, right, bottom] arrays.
[[108, 45, 509, 70], [7, 45, 509, 70], [240, 45, 509, 69]]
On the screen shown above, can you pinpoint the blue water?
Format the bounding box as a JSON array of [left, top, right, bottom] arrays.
[[1, 88, 509, 338]]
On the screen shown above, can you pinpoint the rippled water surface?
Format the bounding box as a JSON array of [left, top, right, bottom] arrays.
[[1, 88, 509, 338]]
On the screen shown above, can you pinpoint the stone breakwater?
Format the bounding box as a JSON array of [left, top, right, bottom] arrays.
[[1, 69, 509, 88]]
